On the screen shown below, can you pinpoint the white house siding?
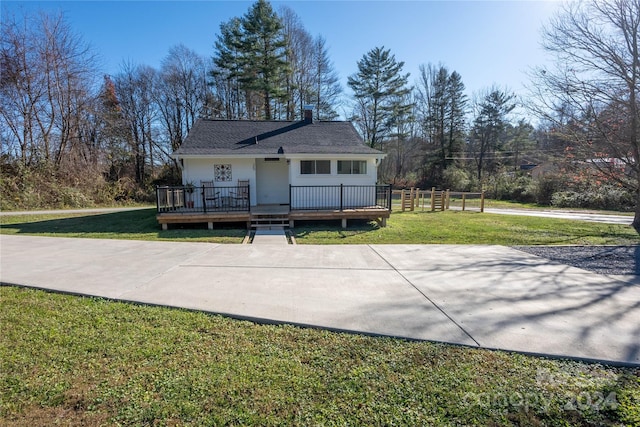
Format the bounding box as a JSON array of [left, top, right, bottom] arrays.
[[182, 157, 257, 206], [181, 156, 381, 209], [288, 158, 378, 186], [288, 157, 379, 209]]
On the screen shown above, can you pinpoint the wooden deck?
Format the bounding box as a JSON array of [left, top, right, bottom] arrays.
[[156, 184, 392, 230], [156, 205, 390, 230]]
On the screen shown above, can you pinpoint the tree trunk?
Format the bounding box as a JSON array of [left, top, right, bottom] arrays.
[[634, 179, 640, 233]]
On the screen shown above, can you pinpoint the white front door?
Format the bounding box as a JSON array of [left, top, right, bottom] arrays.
[[255, 158, 289, 205]]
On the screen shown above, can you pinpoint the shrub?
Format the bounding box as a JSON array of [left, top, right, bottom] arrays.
[[0, 158, 157, 210], [533, 174, 568, 205], [483, 173, 537, 203], [551, 185, 634, 211], [442, 167, 472, 192]]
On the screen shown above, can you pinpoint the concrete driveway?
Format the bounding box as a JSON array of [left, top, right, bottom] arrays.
[[1, 234, 638, 366]]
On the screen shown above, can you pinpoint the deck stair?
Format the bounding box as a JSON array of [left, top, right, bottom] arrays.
[[250, 213, 290, 229]]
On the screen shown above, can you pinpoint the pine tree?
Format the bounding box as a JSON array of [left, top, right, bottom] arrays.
[[470, 88, 516, 180], [240, 0, 288, 120], [416, 64, 467, 181], [446, 71, 467, 165], [348, 46, 411, 149], [212, 17, 244, 119]]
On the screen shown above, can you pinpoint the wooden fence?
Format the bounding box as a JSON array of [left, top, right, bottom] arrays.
[[392, 187, 485, 212]]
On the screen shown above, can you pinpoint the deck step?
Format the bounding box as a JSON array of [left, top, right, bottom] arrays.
[[250, 213, 290, 229]]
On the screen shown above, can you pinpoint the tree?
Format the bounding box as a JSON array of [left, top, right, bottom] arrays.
[[348, 46, 411, 149], [312, 35, 342, 121], [156, 44, 208, 154], [0, 11, 99, 167], [380, 92, 421, 184], [530, 0, 640, 230], [114, 63, 158, 184], [240, 0, 288, 120], [96, 75, 129, 181], [211, 17, 245, 119], [505, 119, 536, 173], [279, 5, 314, 120], [415, 64, 468, 182], [469, 87, 516, 181]]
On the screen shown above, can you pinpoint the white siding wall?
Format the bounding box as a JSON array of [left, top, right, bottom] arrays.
[[182, 156, 380, 209], [288, 158, 380, 209], [288, 158, 378, 186], [182, 158, 257, 206]]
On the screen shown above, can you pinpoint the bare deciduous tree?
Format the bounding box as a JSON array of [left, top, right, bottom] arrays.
[[115, 63, 158, 184], [312, 35, 342, 121], [1, 11, 98, 168], [530, 0, 640, 230], [156, 44, 209, 152]]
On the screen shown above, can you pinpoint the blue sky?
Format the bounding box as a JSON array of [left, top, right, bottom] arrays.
[[3, 1, 562, 111]]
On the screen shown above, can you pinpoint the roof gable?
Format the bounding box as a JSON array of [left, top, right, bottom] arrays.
[[173, 119, 383, 156]]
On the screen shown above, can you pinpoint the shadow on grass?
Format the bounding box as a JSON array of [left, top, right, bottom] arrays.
[[0, 208, 247, 241]]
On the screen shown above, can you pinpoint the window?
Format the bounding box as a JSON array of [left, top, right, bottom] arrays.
[[337, 160, 367, 175], [300, 160, 330, 174]]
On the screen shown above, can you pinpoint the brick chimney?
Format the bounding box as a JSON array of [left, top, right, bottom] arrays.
[[303, 105, 313, 124]]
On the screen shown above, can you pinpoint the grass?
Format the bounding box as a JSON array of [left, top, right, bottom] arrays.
[[292, 210, 639, 245], [1, 286, 638, 426], [0, 209, 247, 243], [1, 208, 638, 246]]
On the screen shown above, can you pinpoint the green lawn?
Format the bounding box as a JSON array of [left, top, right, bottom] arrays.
[[0, 209, 247, 243], [1, 286, 638, 426], [292, 210, 638, 245], [1, 208, 638, 245]]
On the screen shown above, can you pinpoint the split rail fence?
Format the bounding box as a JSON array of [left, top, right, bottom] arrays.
[[393, 187, 485, 212]]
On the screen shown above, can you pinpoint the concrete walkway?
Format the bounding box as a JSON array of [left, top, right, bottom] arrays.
[[1, 234, 638, 366], [251, 228, 289, 245]]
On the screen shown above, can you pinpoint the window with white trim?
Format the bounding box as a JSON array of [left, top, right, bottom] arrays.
[[300, 160, 331, 174], [337, 160, 367, 175]]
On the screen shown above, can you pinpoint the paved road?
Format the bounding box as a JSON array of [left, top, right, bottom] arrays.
[[484, 208, 634, 225], [1, 234, 638, 366]]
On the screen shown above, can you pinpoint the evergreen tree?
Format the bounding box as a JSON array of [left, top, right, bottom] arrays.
[[97, 75, 129, 181], [212, 17, 244, 119], [240, 0, 288, 120], [445, 71, 467, 165], [415, 64, 467, 184], [469, 88, 516, 181], [348, 46, 411, 149]]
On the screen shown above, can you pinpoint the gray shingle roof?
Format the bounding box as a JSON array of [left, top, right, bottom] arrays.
[[173, 119, 383, 156]]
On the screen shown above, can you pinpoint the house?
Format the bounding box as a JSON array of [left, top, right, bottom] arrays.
[[156, 108, 392, 230]]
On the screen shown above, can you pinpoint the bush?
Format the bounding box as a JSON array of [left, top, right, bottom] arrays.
[[441, 167, 472, 192], [0, 159, 156, 211], [552, 185, 634, 211], [483, 173, 537, 203], [533, 174, 567, 205]]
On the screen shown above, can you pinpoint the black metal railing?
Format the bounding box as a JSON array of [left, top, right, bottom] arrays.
[[156, 185, 250, 213], [156, 184, 392, 213], [289, 184, 392, 211]]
